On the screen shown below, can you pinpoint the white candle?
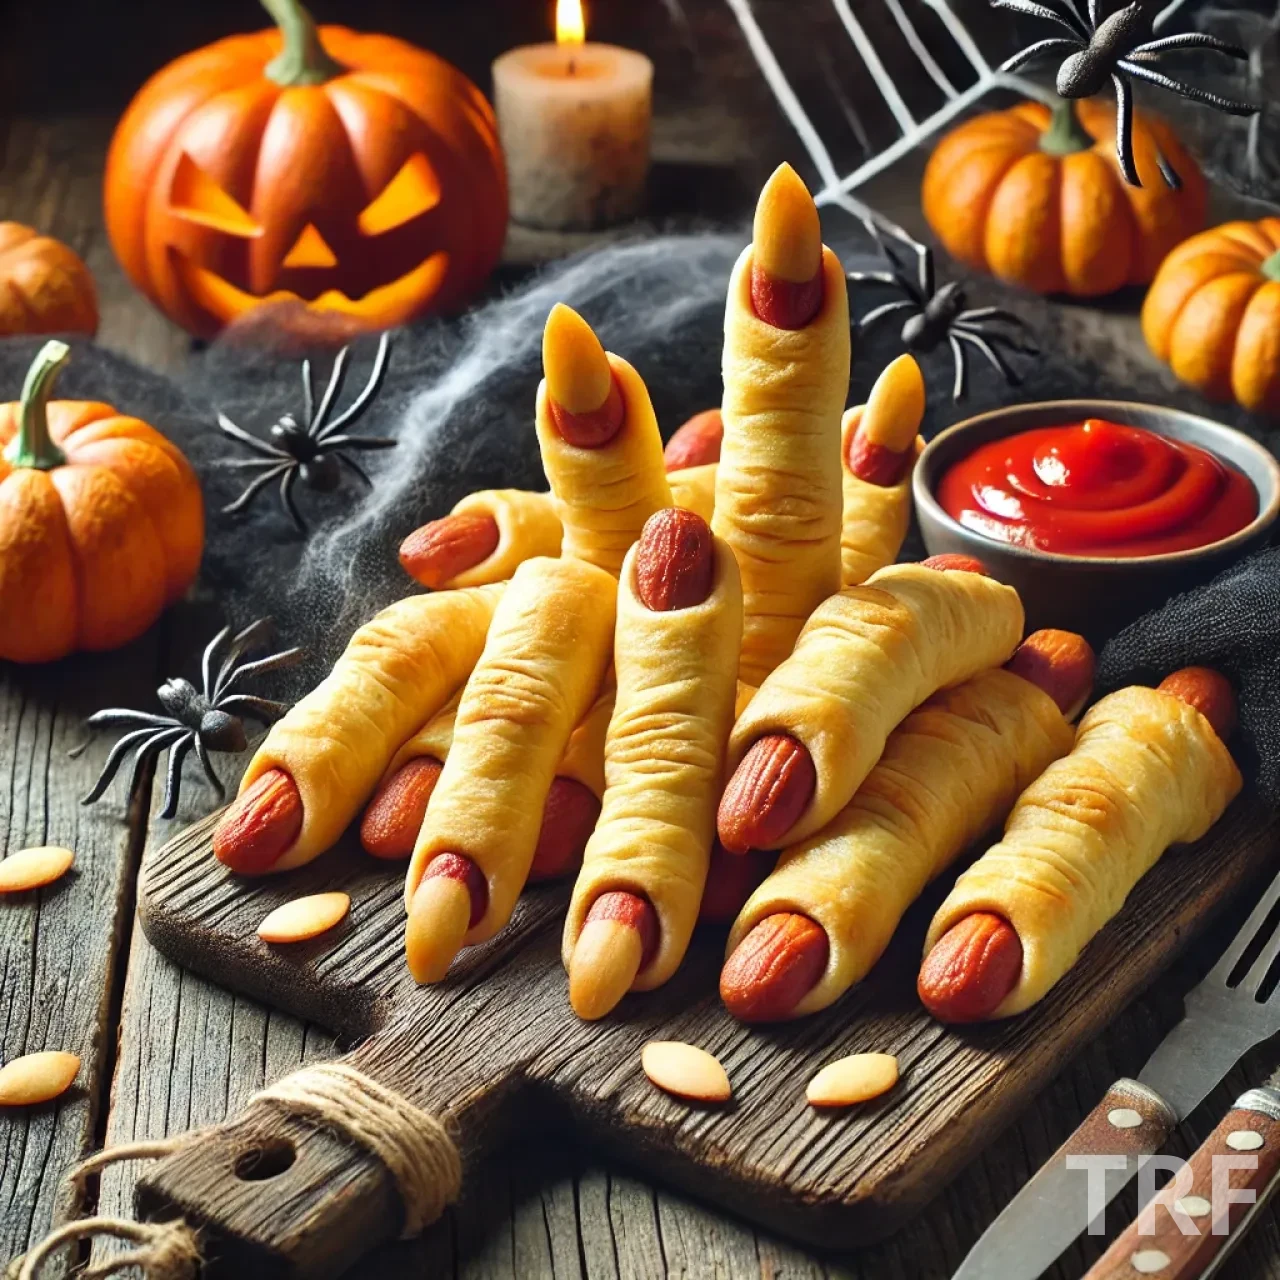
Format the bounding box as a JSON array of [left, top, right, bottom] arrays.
[[492, 1, 653, 231]]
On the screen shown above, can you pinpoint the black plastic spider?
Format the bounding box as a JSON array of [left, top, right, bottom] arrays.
[[215, 331, 396, 533], [847, 238, 1039, 400], [72, 619, 303, 819], [997, 0, 1255, 186]]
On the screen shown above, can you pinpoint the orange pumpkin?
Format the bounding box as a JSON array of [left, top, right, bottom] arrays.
[[0, 224, 98, 338], [1142, 218, 1280, 417], [922, 99, 1206, 297], [104, 0, 507, 340], [0, 342, 204, 663]]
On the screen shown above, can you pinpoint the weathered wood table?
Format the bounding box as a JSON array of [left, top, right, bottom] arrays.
[[5, 55, 1280, 1280]]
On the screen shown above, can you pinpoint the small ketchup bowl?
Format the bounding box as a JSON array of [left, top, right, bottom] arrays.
[[914, 400, 1280, 642]]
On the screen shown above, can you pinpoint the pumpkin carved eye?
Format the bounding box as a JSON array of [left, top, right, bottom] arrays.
[[282, 224, 338, 269], [358, 154, 441, 236], [170, 154, 261, 237]]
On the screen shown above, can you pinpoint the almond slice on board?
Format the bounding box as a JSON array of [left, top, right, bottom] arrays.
[[641, 1041, 732, 1103], [0, 1051, 81, 1105], [806, 1053, 899, 1107], [257, 892, 351, 944], [0, 846, 74, 893]]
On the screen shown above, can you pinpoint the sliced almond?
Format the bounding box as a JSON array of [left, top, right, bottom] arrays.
[[641, 1041, 732, 1103], [0, 1051, 81, 1106], [0, 846, 74, 893], [806, 1053, 899, 1108], [257, 892, 350, 944]]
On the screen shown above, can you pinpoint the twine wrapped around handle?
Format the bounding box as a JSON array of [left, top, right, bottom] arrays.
[[8, 1062, 462, 1278]]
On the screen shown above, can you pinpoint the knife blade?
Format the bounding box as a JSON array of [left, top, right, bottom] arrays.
[[1082, 1067, 1280, 1280], [952, 869, 1280, 1280]]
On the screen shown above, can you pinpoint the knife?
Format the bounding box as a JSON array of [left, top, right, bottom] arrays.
[[952, 867, 1280, 1280], [1081, 1069, 1280, 1280]]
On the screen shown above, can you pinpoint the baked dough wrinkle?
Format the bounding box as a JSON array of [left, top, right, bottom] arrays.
[[841, 430, 923, 587], [406, 557, 616, 941], [715, 244, 849, 685], [564, 538, 743, 989], [728, 563, 1024, 847], [443, 489, 563, 589], [535, 353, 672, 576], [240, 584, 504, 871], [925, 685, 1242, 1018], [668, 464, 716, 524], [728, 669, 1072, 1016]]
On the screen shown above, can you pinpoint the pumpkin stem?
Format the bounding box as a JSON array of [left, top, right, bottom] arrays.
[[1039, 98, 1094, 157], [1263, 249, 1280, 282], [5, 340, 69, 472], [261, 0, 343, 86]]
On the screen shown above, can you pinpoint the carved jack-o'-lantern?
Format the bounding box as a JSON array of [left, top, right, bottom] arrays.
[[104, 0, 508, 339]]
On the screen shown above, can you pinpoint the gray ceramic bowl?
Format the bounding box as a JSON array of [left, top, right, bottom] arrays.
[[913, 400, 1280, 642]]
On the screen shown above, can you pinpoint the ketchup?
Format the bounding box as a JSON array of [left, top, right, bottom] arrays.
[[937, 419, 1257, 558]]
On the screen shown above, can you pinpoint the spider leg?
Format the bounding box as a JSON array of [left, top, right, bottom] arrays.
[[956, 309, 1040, 353], [215, 414, 289, 460], [222, 463, 292, 516], [159, 734, 196, 820], [310, 345, 352, 439], [280, 469, 307, 534], [955, 327, 1020, 386], [948, 333, 968, 402], [1111, 73, 1142, 187], [315, 435, 398, 450], [919, 246, 934, 302], [1133, 32, 1248, 58], [999, 36, 1080, 74], [856, 300, 918, 333], [213, 618, 280, 699], [336, 452, 373, 488], [990, 0, 1087, 40], [194, 736, 226, 799], [214, 458, 291, 471], [846, 270, 903, 288], [216, 646, 305, 697], [215, 694, 291, 724], [1117, 60, 1257, 115], [301, 357, 316, 431], [81, 727, 169, 804], [1154, 141, 1182, 191], [84, 709, 179, 731], [316, 331, 392, 440], [200, 625, 233, 701]]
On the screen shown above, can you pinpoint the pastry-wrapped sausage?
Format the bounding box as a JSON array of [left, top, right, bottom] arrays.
[[719, 560, 1023, 853], [405, 556, 616, 982], [214, 584, 503, 874], [563, 509, 742, 1018], [720, 631, 1092, 1021], [920, 669, 1242, 1021], [715, 163, 849, 685]]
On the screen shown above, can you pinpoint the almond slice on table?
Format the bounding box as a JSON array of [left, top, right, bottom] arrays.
[[0, 846, 74, 893], [806, 1053, 899, 1108], [642, 1041, 732, 1103], [257, 892, 351, 944], [0, 1051, 81, 1106]]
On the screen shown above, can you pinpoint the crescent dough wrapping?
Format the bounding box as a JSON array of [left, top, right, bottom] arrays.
[[729, 668, 1074, 1016], [925, 685, 1242, 1018], [406, 556, 616, 940], [715, 244, 850, 685], [563, 537, 743, 988], [440, 489, 564, 589], [841, 419, 923, 587], [535, 354, 672, 576], [728, 563, 1024, 846], [239, 584, 503, 871]]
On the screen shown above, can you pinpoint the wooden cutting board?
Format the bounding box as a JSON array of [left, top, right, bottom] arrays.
[[135, 796, 1279, 1279]]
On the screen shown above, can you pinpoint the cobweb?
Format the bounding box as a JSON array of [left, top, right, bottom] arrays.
[[724, 0, 1050, 241]]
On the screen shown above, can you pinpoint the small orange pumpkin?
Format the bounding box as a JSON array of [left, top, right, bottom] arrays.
[[1142, 218, 1280, 417], [922, 99, 1206, 297], [0, 342, 204, 663], [0, 224, 98, 338], [104, 0, 507, 339]]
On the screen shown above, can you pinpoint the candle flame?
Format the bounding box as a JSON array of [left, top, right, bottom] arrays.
[[556, 0, 586, 45]]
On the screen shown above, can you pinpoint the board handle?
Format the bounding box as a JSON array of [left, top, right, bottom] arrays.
[[136, 1057, 467, 1279]]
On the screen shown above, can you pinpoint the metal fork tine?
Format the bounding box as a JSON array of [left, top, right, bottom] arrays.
[[1209, 871, 1280, 985], [1244, 915, 1280, 997]]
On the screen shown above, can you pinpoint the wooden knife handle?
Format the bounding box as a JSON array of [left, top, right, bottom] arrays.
[[1084, 1087, 1280, 1280], [1063, 1078, 1180, 1163]]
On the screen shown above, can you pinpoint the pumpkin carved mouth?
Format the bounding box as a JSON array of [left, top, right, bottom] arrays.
[[177, 251, 450, 323]]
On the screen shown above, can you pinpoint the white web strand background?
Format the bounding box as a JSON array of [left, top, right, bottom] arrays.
[[724, 0, 1050, 242]]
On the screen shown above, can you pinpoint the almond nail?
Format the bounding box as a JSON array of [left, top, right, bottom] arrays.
[[750, 163, 823, 330], [0, 1051, 80, 1106], [213, 768, 303, 875], [664, 408, 723, 471], [634, 508, 715, 612], [361, 756, 444, 860], [405, 852, 487, 985], [529, 776, 600, 882], [918, 912, 1022, 1023], [698, 842, 776, 926], [399, 514, 500, 589], [257, 891, 350, 943], [0, 846, 74, 893], [806, 1053, 899, 1107], [720, 912, 828, 1021], [543, 303, 625, 447], [641, 1041, 732, 1103], [568, 892, 659, 1021], [717, 734, 816, 854]]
